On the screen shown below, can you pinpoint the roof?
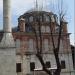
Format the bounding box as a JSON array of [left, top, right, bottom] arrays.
[[25, 8, 52, 13], [18, 9, 54, 20]]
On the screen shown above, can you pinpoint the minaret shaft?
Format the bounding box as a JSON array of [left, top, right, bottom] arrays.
[[0, 0, 15, 47], [3, 0, 11, 32]]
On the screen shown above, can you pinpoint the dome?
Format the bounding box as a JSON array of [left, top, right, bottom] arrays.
[[25, 8, 50, 13], [18, 8, 57, 23], [17, 9, 60, 33]]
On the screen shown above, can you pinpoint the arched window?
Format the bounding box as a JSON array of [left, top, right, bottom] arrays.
[[25, 18, 29, 22], [40, 16, 42, 22], [55, 26, 59, 33], [28, 39, 34, 51], [44, 14, 50, 22], [46, 26, 50, 33], [55, 15, 58, 22], [44, 39, 49, 51], [29, 16, 33, 22], [25, 23, 32, 32], [45, 15, 50, 22], [51, 15, 55, 22], [41, 26, 45, 33]]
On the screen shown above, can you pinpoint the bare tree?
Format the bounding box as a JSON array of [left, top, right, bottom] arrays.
[[30, 7, 66, 75], [28, 0, 67, 75]]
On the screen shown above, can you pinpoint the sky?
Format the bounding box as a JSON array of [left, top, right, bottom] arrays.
[[0, 0, 74, 45]]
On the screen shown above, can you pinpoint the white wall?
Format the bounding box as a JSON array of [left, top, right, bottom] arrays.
[[17, 53, 74, 75], [0, 48, 16, 75]]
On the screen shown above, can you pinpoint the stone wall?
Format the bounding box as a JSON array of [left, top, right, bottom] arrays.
[[16, 53, 74, 75], [0, 48, 16, 75]]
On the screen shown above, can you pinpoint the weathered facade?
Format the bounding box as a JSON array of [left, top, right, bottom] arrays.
[[0, 1, 74, 75], [12, 10, 74, 75]]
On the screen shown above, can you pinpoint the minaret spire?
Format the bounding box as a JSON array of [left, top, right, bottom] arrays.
[[35, 0, 38, 10], [35, 0, 44, 11]]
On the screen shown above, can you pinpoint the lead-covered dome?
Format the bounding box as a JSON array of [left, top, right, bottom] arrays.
[[18, 9, 58, 23]]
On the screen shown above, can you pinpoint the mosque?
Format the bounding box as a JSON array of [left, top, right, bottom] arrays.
[[0, 0, 74, 75]]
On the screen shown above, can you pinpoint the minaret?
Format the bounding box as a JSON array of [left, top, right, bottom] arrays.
[[0, 0, 16, 75], [3, 0, 11, 33], [0, 0, 15, 47], [35, 0, 38, 11]]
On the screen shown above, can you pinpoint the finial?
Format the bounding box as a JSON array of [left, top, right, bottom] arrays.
[[35, 0, 44, 11], [35, 0, 38, 10]]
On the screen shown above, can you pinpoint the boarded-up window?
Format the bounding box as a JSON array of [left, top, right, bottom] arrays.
[[16, 63, 21, 72], [71, 46, 75, 69], [45, 61, 51, 68], [30, 62, 35, 71], [61, 60, 66, 69]]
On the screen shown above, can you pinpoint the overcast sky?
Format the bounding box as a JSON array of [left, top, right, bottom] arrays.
[[0, 0, 74, 45]]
